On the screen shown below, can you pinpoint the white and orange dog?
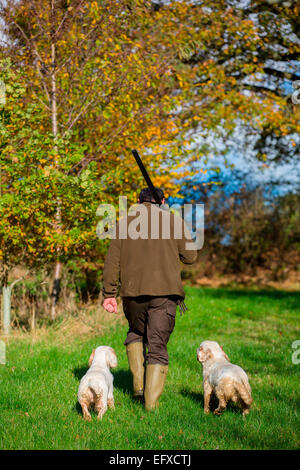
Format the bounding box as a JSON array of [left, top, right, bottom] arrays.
[[78, 346, 117, 421], [197, 340, 253, 416]]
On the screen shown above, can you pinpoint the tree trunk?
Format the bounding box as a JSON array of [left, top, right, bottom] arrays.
[[51, 260, 61, 320], [50, 2, 62, 320], [1, 274, 27, 336]]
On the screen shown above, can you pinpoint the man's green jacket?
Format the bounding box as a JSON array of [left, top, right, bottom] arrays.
[[102, 202, 198, 299]]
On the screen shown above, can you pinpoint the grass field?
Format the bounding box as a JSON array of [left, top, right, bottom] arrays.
[[0, 286, 299, 450]]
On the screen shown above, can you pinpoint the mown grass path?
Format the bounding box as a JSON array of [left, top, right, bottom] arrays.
[[0, 287, 299, 450]]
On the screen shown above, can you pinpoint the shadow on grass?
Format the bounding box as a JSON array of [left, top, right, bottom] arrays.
[[72, 365, 132, 396], [72, 365, 87, 417], [181, 388, 204, 406], [113, 369, 132, 397], [75, 401, 82, 416], [180, 388, 243, 415], [189, 287, 300, 311], [73, 365, 89, 381]]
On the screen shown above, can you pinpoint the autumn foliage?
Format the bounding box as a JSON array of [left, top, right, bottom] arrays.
[[0, 0, 299, 324]]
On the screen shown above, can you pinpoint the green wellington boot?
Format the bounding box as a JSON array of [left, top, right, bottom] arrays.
[[126, 342, 145, 400], [144, 364, 168, 411]]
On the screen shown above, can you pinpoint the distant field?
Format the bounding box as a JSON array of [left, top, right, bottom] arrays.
[[0, 287, 299, 450]]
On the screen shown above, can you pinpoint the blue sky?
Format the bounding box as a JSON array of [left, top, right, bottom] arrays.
[[167, 148, 300, 207], [202, 151, 300, 196]]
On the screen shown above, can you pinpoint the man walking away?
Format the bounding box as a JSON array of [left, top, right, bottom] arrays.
[[102, 188, 197, 410]]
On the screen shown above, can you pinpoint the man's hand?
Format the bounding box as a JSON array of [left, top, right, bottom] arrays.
[[103, 297, 118, 313]]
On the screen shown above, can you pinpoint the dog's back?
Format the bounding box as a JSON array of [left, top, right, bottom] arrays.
[[78, 367, 109, 404], [209, 360, 252, 407], [78, 346, 117, 421], [208, 360, 249, 387], [198, 341, 253, 415]]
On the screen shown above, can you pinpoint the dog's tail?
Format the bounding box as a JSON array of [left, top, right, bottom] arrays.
[[88, 380, 103, 403], [235, 380, 253, 406]]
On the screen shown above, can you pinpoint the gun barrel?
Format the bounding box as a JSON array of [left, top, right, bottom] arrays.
[[131, 149, 162, 205]]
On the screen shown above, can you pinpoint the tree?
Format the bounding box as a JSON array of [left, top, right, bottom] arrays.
[[0, 0, 191, 318], [168, 0, 300, 163], [0, 58, 48, 333], [2, 0, 297, 323], [0, 56, 115, 331]]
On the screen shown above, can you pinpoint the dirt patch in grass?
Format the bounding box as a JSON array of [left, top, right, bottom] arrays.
[[3, 301, 127, 346]]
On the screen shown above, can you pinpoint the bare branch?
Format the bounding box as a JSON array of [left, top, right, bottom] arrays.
[[10, 19, 51, 104], [10, 269, 29, 289], [62, 96, 97, 137]]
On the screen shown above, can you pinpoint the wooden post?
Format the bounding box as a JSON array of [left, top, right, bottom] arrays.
[[0, 291, 3, 334], [1, 275, 28, 336], [3, 285, 11, 336], [0, 340, 5, 365]]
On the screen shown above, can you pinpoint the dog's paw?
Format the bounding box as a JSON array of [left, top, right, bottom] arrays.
[[107, 398, 115, 409], [213, 408, 224, 416]]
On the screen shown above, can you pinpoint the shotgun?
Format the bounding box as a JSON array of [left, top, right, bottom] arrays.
[[131, 149, 162, 205]]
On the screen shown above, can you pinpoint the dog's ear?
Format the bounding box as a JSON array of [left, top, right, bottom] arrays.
[[88, 349, 96, 367], [223, 352, 230, 361], [106, 348, 118, 369], [197, 346, 204, 362], [221, 345, 230, 362], [205, 347, 213, 361], [197, 346, 212, 362]]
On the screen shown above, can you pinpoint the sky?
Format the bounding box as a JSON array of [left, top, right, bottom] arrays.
[[198, 150, 300, 196]]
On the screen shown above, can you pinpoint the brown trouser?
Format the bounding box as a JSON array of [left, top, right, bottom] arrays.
[[122, 295, 179, 366]]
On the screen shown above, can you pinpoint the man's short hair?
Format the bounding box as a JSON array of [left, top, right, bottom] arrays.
[[139, 187, 164, 203]]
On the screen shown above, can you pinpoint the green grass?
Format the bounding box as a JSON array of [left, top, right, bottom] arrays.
[[0, 286, 299, 450]]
